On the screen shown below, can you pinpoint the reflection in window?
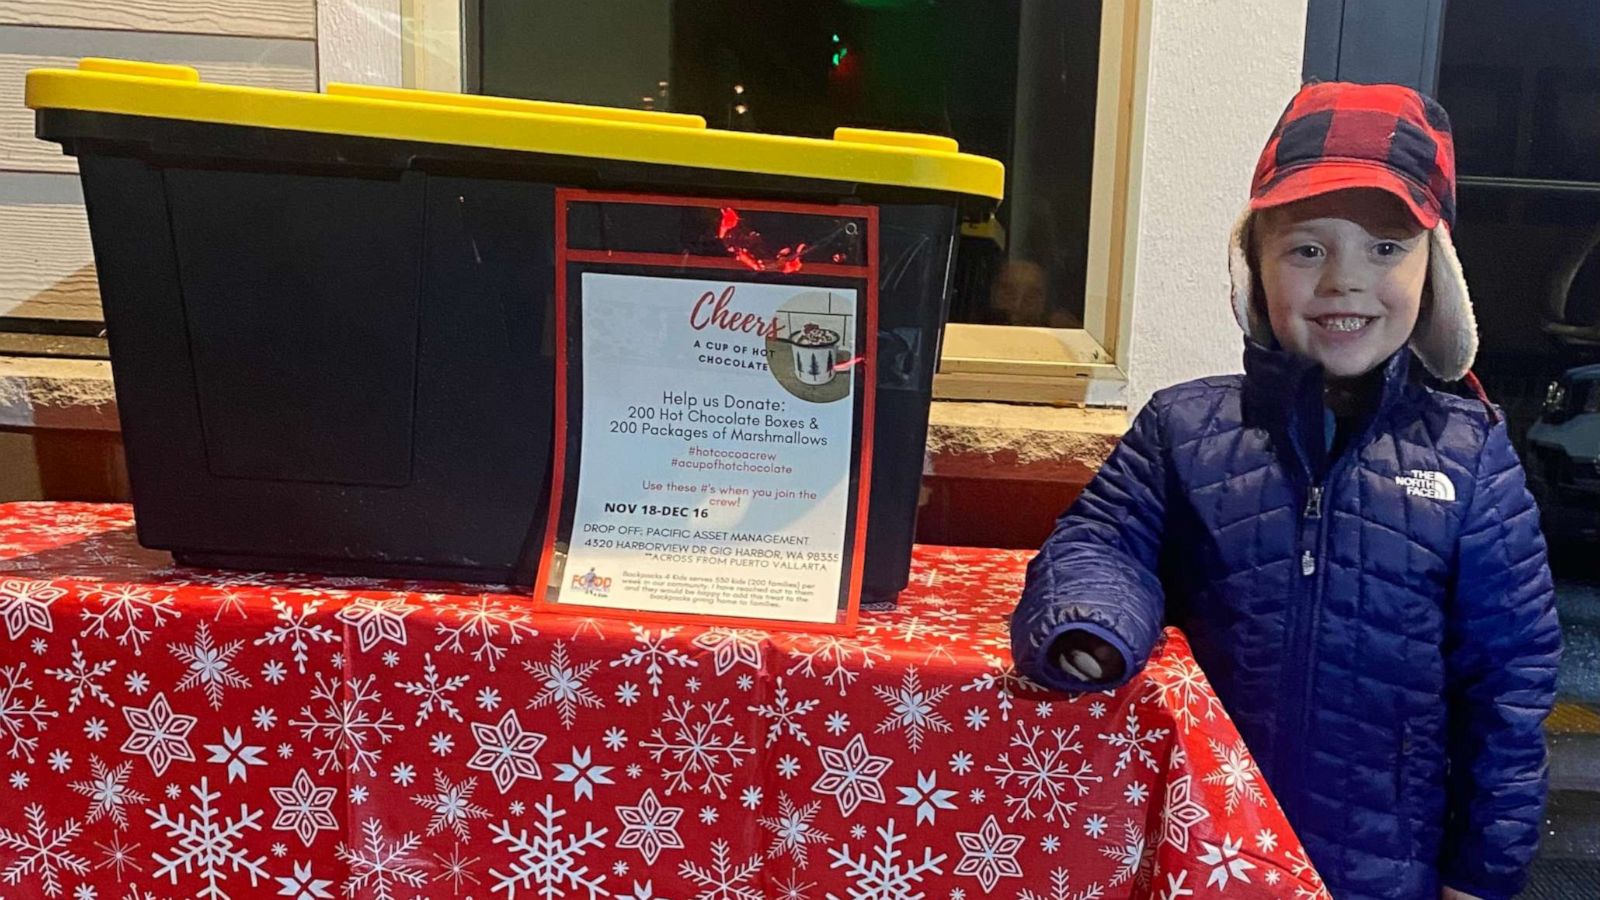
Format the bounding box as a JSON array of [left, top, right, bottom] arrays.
[[477, 0, 1104, 329]]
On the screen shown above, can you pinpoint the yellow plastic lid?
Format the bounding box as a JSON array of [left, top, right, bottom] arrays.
[[28, 58, 1003, 200]]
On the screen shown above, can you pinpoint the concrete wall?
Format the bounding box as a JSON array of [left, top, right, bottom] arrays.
[[1122, 0, 1308, 413]]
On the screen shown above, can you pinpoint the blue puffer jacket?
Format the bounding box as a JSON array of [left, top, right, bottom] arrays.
[[1012, 339, 1561, 900]]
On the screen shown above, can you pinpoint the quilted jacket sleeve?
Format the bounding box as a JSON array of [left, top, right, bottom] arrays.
[[1011, 401, 1167, 694], [1440, 420, 1562, 900]]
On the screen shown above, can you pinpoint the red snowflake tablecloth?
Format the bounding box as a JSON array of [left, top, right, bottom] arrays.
[[0, 503, 1327, 900]]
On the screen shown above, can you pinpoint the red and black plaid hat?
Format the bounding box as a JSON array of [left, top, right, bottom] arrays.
[[1250, 81, 1456, 230]]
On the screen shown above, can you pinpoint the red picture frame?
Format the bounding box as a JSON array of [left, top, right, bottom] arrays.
[[532, 189, 878, 634]]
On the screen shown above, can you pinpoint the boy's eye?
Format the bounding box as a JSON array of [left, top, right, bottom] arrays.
[[1291, 245, 1324, 260], [1373, 241, 1404, 257]]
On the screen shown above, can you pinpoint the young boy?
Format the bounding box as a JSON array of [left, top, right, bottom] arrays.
[[1011, 82, 1562, 900]]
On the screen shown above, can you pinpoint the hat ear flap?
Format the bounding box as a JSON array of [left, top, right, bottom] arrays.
[[1229, 207, 1273, 343], [1410, 224, 1477, 382]]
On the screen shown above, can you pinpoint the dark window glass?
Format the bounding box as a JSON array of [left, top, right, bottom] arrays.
[[1438, 1, 1600, 892], [477, 0, 1104, 328]]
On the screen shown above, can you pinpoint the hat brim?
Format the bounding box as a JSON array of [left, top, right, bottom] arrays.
[[1250, 161, 1442, 231]]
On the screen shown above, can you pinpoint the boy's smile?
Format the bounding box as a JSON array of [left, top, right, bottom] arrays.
[[1255, 189, 1430, 378]]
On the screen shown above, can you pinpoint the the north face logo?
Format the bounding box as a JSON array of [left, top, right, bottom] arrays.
[[1395, 470, 1456, 502]]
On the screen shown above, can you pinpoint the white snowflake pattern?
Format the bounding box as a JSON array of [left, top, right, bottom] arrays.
[[467, 709, 547, 794], [615, 788, 684, 864], [1017, 866, 1106, 900], [611, 626, 699, 697], [1286, 847, 1329, 900], [1100, 822, 1155, 889], [169, 621, 251, 710], [0, 662, 56, 762], [202, 727, 268, 783], [120, 692, 195, 776], [1204, 737, 1267, 814], [895, 769, 958, 826], [824, 819, 944, 900], [862, 613, 963, 663], [953, 814, 1024, 892], [145, 777, 268, 900], [873, 667, 953, 753], [785, 635, 889, 696], [274, 860, 334, 900], [0, 803, 89, 897], [749, 677, 820, 747], [289, 673, 403, 776], [433, 596, 537, 672], [79, 584, 179, 656], [959, 655, 1039, 723], [680, 837, 761, 900], [252, 597, 337, 674], [1198, 834, 1256, 890], [269, 769, 339, 847], [812, 733, 892, 816], [336, 818, 427, 900], [334, 597, 418, 653], [1083, 814, 1108, 840], [778, 755, 801, 778], [489, 794, 608, 899], [1142, 656, 1225, 731], [70, 755, 149, 829], [554, 746, 616, 801], [1158, 870, 1194, 900], [692, 627, 768, 675], [758, 793, 831, 867], [949, 751, 973, 775], [432, 843, 482, 893], [1098, 711, 1170, 777], [92, 832, 142, 880], [1255, 828, 1278, 853], [397, 652, 471, 726], [1159, 775, 1210, 853], [84, 717, 108, 741], [984, 723, 1101, 824], [527, 641, 604, 729], [641, 697, 755, 797], [44, 639, 116, 713], [414, 770, 491, 842], [0, 579, 64, 641], [604, 726, 628, 751]]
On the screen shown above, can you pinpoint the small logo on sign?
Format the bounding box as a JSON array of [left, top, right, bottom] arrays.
[[571, 568, 612, 597], [1395, 470, 1456, 502]]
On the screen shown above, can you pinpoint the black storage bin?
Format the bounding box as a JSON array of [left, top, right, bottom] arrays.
[[27, 59, 1002, 604]]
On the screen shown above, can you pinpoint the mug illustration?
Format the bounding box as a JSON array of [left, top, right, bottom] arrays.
[[790, 322, 842, 385]]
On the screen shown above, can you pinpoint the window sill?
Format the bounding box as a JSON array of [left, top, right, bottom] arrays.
[[0, 359, 1129, 486], [925, 400, 1125, 485], [0, 356, 117, 432]]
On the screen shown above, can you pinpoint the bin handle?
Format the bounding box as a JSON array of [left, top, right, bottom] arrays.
[[78, 58, 200, 82], [834, 127, 960, 154], [324, 83, 707, 130]]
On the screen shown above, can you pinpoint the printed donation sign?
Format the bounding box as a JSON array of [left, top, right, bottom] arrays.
[[538, 192, 877, 632]]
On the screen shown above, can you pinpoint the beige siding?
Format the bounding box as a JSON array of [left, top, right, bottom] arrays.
[[0, 0, 316, 41], [2, 28, 318, 175], [0, 188, 98, 322]]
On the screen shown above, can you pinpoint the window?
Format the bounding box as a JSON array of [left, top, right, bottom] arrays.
[[420, 0, 1145, 405]]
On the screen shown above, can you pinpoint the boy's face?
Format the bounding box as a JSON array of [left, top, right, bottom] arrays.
[[1256, 189, 1430, 378]]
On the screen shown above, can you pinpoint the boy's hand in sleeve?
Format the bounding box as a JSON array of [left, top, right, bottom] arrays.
[[1051, 627, 1127, 685], [1440, 888, 1483, 900]]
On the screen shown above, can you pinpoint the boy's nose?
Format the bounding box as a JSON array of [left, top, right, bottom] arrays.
[[1316, 258, 1368, 297]]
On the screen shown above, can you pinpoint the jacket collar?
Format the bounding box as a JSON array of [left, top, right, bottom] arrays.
[[1241, 338, 1413, 479]]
